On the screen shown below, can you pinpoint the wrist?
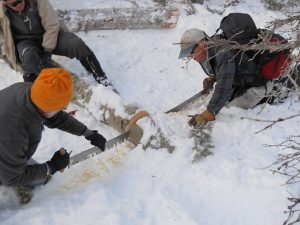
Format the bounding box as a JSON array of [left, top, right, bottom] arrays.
[[45, 161, 56, 175], [82, 127, 94, 137]]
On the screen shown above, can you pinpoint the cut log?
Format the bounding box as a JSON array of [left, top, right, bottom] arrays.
[[56, 7, 180, 32]]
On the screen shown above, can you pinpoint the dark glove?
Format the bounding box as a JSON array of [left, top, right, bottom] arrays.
[[203, 76, 216, 91], [46, 148, 70, 175], [41, 51, 52, 68], [85, 130, 106, 151], [188, 110, 215, 128], [23, 73, 38, 82]]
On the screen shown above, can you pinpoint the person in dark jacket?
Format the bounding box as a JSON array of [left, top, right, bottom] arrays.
[[0, 68, 106, 188], [0, 0, 111, 86], [178, 29, 269, 127]]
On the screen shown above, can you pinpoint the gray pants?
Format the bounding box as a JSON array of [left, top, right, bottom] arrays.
[[227, 81, 274, 109], [16, 30, 91, 75]]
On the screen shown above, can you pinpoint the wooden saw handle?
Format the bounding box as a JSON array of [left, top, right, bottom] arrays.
[[127, 111, 149, 131], [59, 148, 66, 173]]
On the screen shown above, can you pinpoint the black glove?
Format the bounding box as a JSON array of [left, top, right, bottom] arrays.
[[85, 130, 106, 151], [23, 73, 38, 82], [41, 51, 52, 68], [46, 149, 70, 175]]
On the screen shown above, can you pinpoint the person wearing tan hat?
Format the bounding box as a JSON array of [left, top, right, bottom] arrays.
[[0, 68, 106, 189], [178, 28, 267, 127]]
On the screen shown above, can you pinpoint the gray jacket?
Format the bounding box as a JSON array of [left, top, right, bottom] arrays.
[[0, 83, 86, 186]]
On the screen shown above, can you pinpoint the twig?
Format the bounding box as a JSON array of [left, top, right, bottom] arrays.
[[241, 113, 300, 134]]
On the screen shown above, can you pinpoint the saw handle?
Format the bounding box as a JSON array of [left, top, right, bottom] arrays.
[[127, 111, 149, 131], [59, 148, 66, 173]]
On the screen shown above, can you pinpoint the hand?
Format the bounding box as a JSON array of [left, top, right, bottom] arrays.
[[46, 148, 70, 175], [188, 114, 207, 127], [23, 73, 38, 82], [41, 51, 52, 68], [188, 110, 215, 128], [203, 76, 216, 91], [85, 130, 106, 151]]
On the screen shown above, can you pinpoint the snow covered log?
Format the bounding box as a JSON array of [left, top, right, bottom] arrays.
[[56, 7, 180, 31], [71, 75, 175, 152]]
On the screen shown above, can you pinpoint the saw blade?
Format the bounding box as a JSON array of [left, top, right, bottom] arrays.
[[165, 89, 208, 113], [69, 131, 130, 166]]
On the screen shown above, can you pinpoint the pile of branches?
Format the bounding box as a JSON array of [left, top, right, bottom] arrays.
[[267, 136, 300, 225], [251, 13, 300, 225]]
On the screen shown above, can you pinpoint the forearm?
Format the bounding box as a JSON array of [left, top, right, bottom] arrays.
[[0, 156, 48, 186], [207, 83, 233, 114], [5, 164, 48, 186], [45, 111, 87, 136], [207, 51, 236, 115]]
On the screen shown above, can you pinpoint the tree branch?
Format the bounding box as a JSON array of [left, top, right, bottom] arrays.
[[241, 113, 300, 134]]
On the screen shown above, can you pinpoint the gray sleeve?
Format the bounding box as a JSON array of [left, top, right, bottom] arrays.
[[207, 51, 236, 115], [44, 111, 87, 136], [0, 137, 47, 186]]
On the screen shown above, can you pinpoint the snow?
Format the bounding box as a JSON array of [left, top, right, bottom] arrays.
[[1, 1, 300, 225], [50, 0, 156, 10]]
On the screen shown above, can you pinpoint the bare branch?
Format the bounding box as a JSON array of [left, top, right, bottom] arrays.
[[241, 113, 300, 133], [267, 135, 300, 225]]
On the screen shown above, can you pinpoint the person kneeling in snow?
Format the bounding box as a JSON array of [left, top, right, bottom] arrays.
[[0, 0, 112, 86], [0, 68, 106, 190], [178, 29, 279, 128]]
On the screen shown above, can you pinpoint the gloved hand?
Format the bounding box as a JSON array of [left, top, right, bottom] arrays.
[[23, 73, 38, 82], [203, 76, 216, 91], [188, 109, 215, 128], [46, 148, 70, 175], [41, 51, 52, 68], [85, 130, 106, 151]]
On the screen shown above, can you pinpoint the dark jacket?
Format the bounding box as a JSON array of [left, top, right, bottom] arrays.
[[201, 47, 266, 115], [0, 0, 63, 69], [0, 83, 86, 186], [6, 0, 45, 44]]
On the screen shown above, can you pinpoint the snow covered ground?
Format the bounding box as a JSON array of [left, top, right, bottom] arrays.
[[1, 1, 300, 225]]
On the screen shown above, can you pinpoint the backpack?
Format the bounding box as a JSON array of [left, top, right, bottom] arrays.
[[218, 13, 291, 80]]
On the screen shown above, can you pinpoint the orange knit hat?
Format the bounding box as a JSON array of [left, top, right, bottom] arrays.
[[31, 68, 73, 112]]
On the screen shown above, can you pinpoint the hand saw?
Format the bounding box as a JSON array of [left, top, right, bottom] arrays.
[[66, 131, 130, 166], [165, 89, 209, 113]]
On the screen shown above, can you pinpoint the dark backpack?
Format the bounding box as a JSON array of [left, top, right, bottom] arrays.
[[218, 13, 291, 80]]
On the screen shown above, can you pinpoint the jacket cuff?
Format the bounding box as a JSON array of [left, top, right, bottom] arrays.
[[44, 163, 50, 175], [82, 127, 94, 137]]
